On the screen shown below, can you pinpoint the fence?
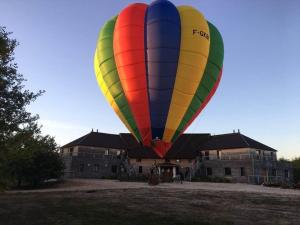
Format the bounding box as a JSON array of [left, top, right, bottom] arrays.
[[202, 154, 276, 161], [247, 175, 287, 184]]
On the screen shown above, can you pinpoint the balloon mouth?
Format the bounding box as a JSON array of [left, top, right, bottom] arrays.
[[150, 139, 172, 158]]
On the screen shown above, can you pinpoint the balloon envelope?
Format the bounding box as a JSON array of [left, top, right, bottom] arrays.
[[94, 0, 224, 157]]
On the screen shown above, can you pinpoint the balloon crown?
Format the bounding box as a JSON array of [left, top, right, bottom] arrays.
[[94, 0, 224, 157]]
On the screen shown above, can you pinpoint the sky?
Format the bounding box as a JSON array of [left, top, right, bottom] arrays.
[[0, 0, 299, 159]]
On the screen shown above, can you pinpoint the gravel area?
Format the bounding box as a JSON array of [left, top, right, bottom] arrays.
[[7, 179, 300, 196]]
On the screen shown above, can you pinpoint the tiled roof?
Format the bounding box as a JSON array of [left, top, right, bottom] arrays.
[[165, 134, 210, 159], [62, 131, 125, 149], [119, 133, 159, 159], [200, 133, 277, 152], [62, 131, 277, 159], [119, 133, 211, 159]]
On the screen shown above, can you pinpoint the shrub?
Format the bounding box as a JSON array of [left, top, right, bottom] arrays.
[[119, 174, 148, 182], [292, 157, 300, 183], [8, 147, 64, 188], [191, 176, 231, 183]]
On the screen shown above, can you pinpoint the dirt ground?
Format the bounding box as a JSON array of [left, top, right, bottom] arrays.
[[1, 180, 300, 225], [8, 179, 300, 196]]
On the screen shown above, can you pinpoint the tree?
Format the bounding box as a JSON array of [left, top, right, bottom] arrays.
[[7, 128, 64, 187], [291, 157, 300, 183], [0, 26, 43, 148], [0, 27, 63, 189]]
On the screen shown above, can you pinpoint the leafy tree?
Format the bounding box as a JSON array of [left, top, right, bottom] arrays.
[[278, 157, 290, 163], [0, 27, 43, 146], [291, 157, 300, 183], [0, 26, 63, 189], [8, 128, 64, 187]]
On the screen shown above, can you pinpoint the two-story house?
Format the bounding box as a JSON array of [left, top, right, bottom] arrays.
[[61, 130, 293, 184]]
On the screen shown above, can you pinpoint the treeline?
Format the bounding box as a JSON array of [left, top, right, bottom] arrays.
[[280, 157, 300, 183], [0, 27, 64, 190], [291, 158, 300, 183]]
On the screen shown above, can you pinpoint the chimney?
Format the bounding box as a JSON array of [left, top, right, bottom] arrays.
[[233, 129, 235, 133], [238, 129, 240, 133], [92, 128, 94, 132], [97, 129, 98, 133]]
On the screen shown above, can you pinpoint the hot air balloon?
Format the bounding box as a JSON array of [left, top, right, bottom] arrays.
[[94, 0, 224, 158]]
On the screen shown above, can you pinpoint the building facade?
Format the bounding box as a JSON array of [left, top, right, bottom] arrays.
[[61, 131, 293, 184], [62, 132, 126, 179]]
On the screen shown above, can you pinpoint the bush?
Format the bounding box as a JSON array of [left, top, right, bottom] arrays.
[[8, 148, 64, 188], [191, 176, 231, 183], [101, 175, 118, 180], [119, 174, 148, 182], [292, 157, 300, 183], [191, 176, 210, 182]]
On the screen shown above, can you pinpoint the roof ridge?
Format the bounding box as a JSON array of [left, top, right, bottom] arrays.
[[61, 132, 92, 148], [242, 134, 277, 152], [77, 131, 93, 146], [211, 133, 236, 137]]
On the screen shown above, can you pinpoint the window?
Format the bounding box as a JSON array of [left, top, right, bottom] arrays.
[[206, 168, 212, 176], [240, 167, 245, 176], [69, 147, 74, 156], [136, 158, 141, 162], [256, 150, 261, 159], [284, 170, 289, 178], [204, 151, 209, 160], [79, 163, 84, 172], [94, 164, 99, 172], [272, 169, 277, 176], [138, 166, 143, 174], [217, 150, 220, 159], [225, 167, 231, 176], [256, 150, 261, 155], [105, 149, 109, 155], [111, 165, 117, 173]]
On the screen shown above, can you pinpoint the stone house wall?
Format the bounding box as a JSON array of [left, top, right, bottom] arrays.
[[62, 146, 123, 178], [201, 159, 252, 183], [62, 145, 293, 184]]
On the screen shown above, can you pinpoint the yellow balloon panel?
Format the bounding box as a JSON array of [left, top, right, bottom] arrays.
[[163, 6, 210, 142]]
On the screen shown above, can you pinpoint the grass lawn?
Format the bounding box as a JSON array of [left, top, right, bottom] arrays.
[[1, 188, 300, 225]]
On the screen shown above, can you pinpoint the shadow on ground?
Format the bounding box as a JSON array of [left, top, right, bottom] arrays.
[[1, 188, 300, 225]]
